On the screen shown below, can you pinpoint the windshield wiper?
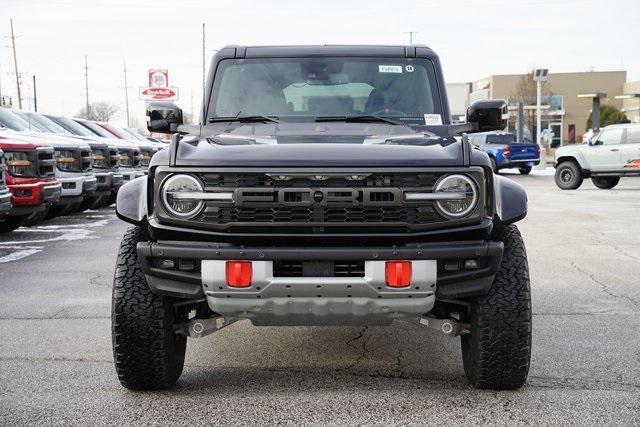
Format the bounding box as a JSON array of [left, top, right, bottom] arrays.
[[208, 115, 279, 124], [315, 115, 404, 126]]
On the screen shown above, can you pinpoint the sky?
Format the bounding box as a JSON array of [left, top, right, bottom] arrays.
[[1, 0, 639, 128]]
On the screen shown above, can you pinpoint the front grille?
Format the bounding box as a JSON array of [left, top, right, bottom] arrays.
[[37, 148, 55, 178], [157, 170, 485, 234], [80, 149, 93, 172], [109, 148, 119, 169]]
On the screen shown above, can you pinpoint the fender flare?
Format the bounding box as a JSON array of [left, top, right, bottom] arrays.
[[493, 174, 527, 225], [115, 176, 148, 225]]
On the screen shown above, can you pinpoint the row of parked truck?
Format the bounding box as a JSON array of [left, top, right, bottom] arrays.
[[0, 108, 164, 233]]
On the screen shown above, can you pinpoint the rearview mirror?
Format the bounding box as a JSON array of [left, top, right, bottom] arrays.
[[146, 101, 183, 134], [466, 99, 508, 133]]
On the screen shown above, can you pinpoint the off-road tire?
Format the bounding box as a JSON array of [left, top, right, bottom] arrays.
[[0, 216, 24, 233], [461, 224, 532, 390], [112, 226, 186, 390], [554, 161, 583, 190], [591, 176, 619, 190], [518, 166, 532, 175]]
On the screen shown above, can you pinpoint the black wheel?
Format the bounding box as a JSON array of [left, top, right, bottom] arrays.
[[76, 198, 93, 213], [554, 161, 583, 190], [104, 192, 117, 207], [461, 224, 532, 390], [20, 207, 49, 227], [490, 157, 498, 173], [0, 216, 25, 233], [591, 176, 619, 190], [518, 166, 532, 175], [112, 226, 186, 390]]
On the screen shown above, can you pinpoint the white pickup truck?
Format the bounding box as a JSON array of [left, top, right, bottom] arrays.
[[554, 123, 640, 189]]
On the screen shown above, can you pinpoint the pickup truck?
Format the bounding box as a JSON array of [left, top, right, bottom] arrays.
[[467, 131, 540, 174], [0, 149, 12, 219], [73, 118, 145, 192], [44, 114, 123, 210], [555, 123, 640, 189], [112, 45, 531, 391], [0, 135, 61, 232]]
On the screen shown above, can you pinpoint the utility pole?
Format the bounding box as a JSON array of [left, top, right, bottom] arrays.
[[32, 74, 37, 112], [84, 54, 90, 119], [10, 19, 22, 109], [403, 31, 417, 45], [202, 23, 206, 103], [123, 59, 130, 127]]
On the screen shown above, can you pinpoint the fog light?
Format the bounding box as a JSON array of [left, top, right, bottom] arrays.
[[226, 261, 252, 288], [464, 259, 479, 269], [385, 261, 412, 288], [159, 259, 175, 269], [178, 259, 196, 271], [443, 260, 459, 272]]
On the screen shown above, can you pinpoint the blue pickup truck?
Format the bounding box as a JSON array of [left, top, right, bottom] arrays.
[[468, 132, 540, 174]]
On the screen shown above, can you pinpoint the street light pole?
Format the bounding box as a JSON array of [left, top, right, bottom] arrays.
[[533, 69, 549, 168]]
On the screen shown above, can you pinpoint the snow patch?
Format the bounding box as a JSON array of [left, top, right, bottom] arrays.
[[0, 248, 42, 263]]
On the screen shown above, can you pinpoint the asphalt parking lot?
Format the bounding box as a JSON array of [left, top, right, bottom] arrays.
[[0, 172, 639, 425]]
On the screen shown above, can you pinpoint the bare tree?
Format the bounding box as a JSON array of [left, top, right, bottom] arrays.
[[77, 101, 119, 122], [511, 70, 552, 142]]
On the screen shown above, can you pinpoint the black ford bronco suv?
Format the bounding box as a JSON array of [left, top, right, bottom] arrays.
[[113, 45, 531, 391]]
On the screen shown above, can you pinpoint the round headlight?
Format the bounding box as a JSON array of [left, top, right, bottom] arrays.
[[434, 174, 478, 218], [161, 174, 204, 219]]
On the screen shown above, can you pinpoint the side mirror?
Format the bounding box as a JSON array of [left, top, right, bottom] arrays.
[[466, 99, 508, 133], [146, 101, 183, 134]]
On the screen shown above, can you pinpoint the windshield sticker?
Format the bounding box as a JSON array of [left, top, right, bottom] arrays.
[[424, 114, 443, 125], [378, 65, 402, 73], [405, 65, 414, 72]]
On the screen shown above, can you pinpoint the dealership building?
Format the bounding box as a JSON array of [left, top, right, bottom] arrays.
[[447, 71, 640, 147]]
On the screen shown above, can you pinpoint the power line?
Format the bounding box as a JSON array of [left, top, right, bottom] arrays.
[[9, 18, 22, 109]]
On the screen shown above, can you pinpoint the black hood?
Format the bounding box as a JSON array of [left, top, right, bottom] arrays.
[[174, 122, 464, 167]]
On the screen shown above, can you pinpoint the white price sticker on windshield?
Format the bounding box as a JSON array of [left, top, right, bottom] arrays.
[[424, 114, 443, 125], [379, 65, 402, 73]]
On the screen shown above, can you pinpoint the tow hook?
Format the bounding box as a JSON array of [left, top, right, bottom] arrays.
[[418, 316, 470, 336], [174, 317, 239, 338]]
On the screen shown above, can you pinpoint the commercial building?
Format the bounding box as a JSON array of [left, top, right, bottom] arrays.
[[447, 71, 629, 147]]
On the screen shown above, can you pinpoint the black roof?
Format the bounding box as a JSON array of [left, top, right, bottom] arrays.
[[218, 44, 437, 59]]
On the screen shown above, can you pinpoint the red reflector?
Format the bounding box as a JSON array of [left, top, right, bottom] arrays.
[[226, 261, 252, 287], [385, 261, 412, 288]]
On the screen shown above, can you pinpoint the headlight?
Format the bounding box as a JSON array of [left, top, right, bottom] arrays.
[[433, 174, 478, 218], [4, 151, 34, 177], [161, 174, 204, 219], [92, 149, 109, 168], [118, 150, 132, 167]]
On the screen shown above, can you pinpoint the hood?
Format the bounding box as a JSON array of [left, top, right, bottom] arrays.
[[556, 143, 587, 157], [176, 122, 463, 167]]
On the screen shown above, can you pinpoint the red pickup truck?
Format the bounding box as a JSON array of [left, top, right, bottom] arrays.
[[0, 136, 62, 232]]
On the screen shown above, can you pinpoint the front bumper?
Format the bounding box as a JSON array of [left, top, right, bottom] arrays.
[[7, 182, 61, 216], [137, 241, 503, 325], [95, 171, 124, 192], [120, 168, 144, 182], [57, 174, 97, 197]]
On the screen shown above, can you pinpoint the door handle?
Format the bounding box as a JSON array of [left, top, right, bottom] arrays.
[[610, 148, 620, 152]]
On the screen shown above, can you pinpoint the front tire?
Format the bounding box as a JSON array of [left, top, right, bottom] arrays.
[[461, 224, 532, 390], [112, 226, 186, 390], [591, 176, 619, 189], [554, 161, 583, 190], [0, 216, 24, 233]]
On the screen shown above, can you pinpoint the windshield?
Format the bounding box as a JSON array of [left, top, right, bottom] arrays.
[[208, 57, 441, 125], [46, 115, 96, 137], [0, 108, 33, 131], [14, 111, 71, 134], [75, 119, 114, 138], [122, 128, 148, 141], [100, 123, 131, 140]]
